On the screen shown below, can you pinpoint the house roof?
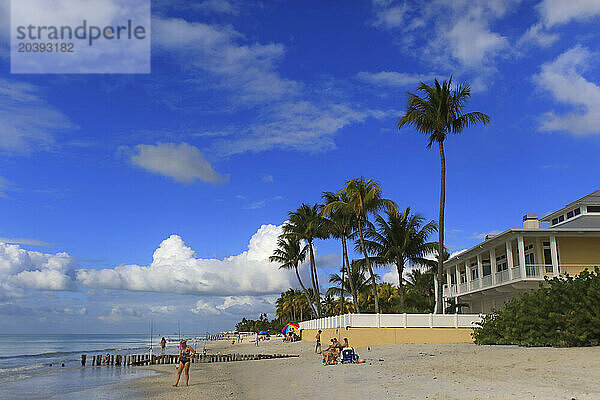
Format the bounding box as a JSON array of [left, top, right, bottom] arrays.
[[541, 190, 600, 221]]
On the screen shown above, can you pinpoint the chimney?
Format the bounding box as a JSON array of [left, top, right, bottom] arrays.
[[523, 214, 539, 229]]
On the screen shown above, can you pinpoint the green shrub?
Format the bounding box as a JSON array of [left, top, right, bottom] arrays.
[[473, 267, 600, 347]]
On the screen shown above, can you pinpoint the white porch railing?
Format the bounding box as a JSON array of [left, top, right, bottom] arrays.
[[298, 313, 482, 330], [443, 264, 599, 298]]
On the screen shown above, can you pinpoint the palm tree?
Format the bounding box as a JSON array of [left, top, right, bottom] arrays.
[[398, 78, 490, 313], [321, 191, 360, 313], [269, 236, 317, 318], [404, 268, 435, 312], [283, 204, 328, 317], [362, 207, 437, 309], [322, 177, 396, 314], [276, 289, 296, 321], [327, 261, 376, 311]]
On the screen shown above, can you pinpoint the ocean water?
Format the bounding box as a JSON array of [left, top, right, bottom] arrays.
[[0, 334, 201, 400]]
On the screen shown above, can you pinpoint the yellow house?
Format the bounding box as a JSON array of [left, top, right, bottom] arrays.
[[442, 190, 600, 314]]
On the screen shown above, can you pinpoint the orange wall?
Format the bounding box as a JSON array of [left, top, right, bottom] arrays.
[[558, 237, 600, 265], [302, 327, 473, 348]]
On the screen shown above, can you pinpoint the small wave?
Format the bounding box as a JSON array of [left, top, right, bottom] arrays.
[[0, 346, 148, 361], [0, 363, 46, 375]]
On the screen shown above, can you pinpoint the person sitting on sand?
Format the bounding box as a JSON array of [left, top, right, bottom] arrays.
[[322, 339, 340, 365], [342, 338, 349, 348], [173, 340, 196, 387], [102, 353, 110, 364]]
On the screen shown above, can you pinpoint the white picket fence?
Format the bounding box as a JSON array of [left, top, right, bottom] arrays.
[[298, 313, 482, 330]]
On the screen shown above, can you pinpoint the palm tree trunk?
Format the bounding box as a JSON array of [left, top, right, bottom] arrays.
[[340, 263, 345, 315], [342, 236, 360, 313], [436, 140, 446, 314], [358, 221, 379, 314], [396, 257, 405, 310], [294, 265, 317, 318], [308, 242, 322, 316]]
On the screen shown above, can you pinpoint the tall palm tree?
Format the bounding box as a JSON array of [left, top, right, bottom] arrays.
[[269, 236, 317, 318], [322, 177, 396, 313], [283, 204, 328, 317], [321, 191, 360, 313], [362, 207, 437, 309], [398, 78, 490, 313]]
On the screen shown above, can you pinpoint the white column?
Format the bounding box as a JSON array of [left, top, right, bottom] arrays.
[[434, 275, 439, 314], [465, 261, 471, 291], [506, 240, 514, 280], [455, 265, 461, 294], [446, 268, 452, 293], [518, 235, 526, 278], [490, 248, 497, 285], [550, 235, 559, 277], [477, 254, 483, 283]]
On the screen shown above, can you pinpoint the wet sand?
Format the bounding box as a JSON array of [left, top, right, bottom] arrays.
[[122, 338, 600, 399]]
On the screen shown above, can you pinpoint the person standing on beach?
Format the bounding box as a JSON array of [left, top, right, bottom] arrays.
[[254, 332, 259, 347], [315, 330, 322, 353], [173, 340, 196, 387], [160, 337, 167, 355]]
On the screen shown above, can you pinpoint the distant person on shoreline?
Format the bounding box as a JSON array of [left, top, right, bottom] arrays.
[[315, 330, 322, 353], [173, 340, 196, 387], [254, 332, 259, 347], [160, 337, 167, 355]]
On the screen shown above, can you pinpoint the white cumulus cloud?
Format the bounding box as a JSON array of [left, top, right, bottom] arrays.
[[534, 46, 600, 135], [129, 142, 227, 184], [0, 242, 74, 296], [77, 224, 296, 296]]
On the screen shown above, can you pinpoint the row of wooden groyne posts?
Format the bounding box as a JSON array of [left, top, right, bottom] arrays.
[[81, 352, 299, 367]]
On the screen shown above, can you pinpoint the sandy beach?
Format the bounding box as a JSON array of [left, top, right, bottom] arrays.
[[121, 338, 600, 400]]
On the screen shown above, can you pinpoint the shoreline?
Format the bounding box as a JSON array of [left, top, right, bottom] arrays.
[[117, 338, 600, 399]]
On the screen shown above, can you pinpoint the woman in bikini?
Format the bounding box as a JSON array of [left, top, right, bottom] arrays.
[[173, 340, 196, 387]]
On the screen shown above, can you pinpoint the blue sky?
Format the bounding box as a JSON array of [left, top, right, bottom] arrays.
[[1, 0, 599, 334]]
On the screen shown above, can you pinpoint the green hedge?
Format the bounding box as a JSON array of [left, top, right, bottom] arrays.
[[473, 267, 600, 347]]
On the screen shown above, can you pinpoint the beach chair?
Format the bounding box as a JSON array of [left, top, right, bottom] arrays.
[[341, 347, 358, 364]]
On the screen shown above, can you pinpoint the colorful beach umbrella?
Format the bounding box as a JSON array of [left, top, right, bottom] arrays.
[[282, 323, 300, 335]]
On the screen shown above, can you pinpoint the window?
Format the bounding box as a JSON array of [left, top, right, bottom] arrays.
[[496, 254, 508, 272], [524, 252, 535, 265], [470, 262, 479, 280], [574, 207, 581, 216], [552, 218, 558, 225], [543, 248, 552, 273], [587, 205, 600, 213], [558, 215, 564, 222], [460, 270, 466, 284], [567, 211, 573, 219], [482, 259, 491, 276], [524, 250, 536, 276]]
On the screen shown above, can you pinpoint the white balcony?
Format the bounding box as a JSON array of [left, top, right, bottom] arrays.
[[442, 264, 598, 299]]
